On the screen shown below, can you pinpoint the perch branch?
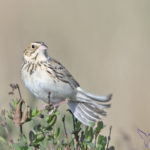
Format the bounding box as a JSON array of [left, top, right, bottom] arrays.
[[106, 126, 112, 150], [62, 115, 70, 150]]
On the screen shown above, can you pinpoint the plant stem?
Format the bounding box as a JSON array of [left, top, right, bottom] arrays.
[[106, 126, 112, 150], [16, 84, 23, 136], [62, 115, 70, 150], [94, 133, 98, 148], [19, 125, 23, 136], [16, 84, 22, 100], [68, 109, 80, 150]]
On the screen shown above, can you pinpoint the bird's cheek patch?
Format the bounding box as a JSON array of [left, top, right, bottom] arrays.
[[24, 50, 31, 57]]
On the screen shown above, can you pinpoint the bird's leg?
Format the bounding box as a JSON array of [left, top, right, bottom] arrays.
[[40, 92, 52, 111], [48, 100, 67, 115], [48, 99, 67, 115], [46, 92, 53, 110], [53, 99, 68, 108]]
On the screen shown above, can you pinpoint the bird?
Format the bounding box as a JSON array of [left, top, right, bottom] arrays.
[[21, 42, 112, 126]]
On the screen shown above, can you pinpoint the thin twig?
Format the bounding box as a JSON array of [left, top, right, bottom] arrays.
[[16, 84, 23, 136], [16, 84, 22, 100], [62, 115, 68, 139], [62, 115, 70, 150], [106, 126, 112, 150], [94, 133, 98, 148], [67, 109, 80, 150], [19, 125, 23, 136]]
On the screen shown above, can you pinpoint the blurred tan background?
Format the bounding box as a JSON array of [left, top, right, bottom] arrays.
[[0, 0, 150, 149]]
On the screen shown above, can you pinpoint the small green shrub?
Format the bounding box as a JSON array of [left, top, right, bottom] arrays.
[[0, 84, 115, 150]]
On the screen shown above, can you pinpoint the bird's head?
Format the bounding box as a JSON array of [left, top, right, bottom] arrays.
[[24, 42, 48, 62]]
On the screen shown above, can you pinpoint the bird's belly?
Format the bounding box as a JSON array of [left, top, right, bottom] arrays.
[[22, 69, 75, 103]]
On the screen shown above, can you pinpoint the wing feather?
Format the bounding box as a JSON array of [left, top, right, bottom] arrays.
[[46, 58, 80, 89]]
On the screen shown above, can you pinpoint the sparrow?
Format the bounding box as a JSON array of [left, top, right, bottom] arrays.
[[21, 42, 112, 126]]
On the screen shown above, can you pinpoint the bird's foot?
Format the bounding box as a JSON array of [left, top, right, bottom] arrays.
[[39, 103, 53, 112], [39, 100, 67, 115], [48, 99, 67, 115]]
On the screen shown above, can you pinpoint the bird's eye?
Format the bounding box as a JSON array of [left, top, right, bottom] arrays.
[[32, 45, 35, 49]]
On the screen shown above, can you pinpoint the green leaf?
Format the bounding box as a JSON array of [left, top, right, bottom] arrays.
[[97, 135, 104, 145], [89, 122, 95, 127], [88, 142, 94, 148], [97, 121, 103, 130], [69, 139, 74, 148], [30, 142, 39, 147], [31, 109, 40, 117], [29, 131, 36, 143], [97, 135, 107, 148], [57, 146, 63, 150], [80, 142, 87, 150], [19, 135, 28, 149], [75, 121, 81, 130], [45, 124, 52, 131], [46, 115, 52, 123], [50, 115, 57, 127], [102, 137, 107, 147], [39, 138, 49, 150], [46, 115, 57, 127], [12, 100, 19, 109], [94, 121, 103, 135], [0, 136, 7, 144], [7, 112, 13, 120], [85, 127, 93, 143], [36, 132, 45, 141], [54, 127, 60, 139], [47, 135, 52, 141], [85, 126, 89, 136], [96, 145, 103, 150], [13, 143, 21, 150], [54, 109, 60, 115], [34, 124, 42, 132]]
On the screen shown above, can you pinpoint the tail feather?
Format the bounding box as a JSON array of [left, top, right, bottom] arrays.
[[68, 102, 99, 125], [68, 87, 112, 126], [68, 102, 92, 124], [80, 103, 102, 120], [77, 87, 112, 102]]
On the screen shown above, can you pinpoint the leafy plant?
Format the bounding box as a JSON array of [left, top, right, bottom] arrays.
[[0, 84, 115, 150]]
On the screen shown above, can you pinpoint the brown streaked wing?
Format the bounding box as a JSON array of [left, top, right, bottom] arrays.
[[47, 58, 80, 89]]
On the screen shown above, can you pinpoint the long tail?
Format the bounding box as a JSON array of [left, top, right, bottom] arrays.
[[68, 87, 112, 126]]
